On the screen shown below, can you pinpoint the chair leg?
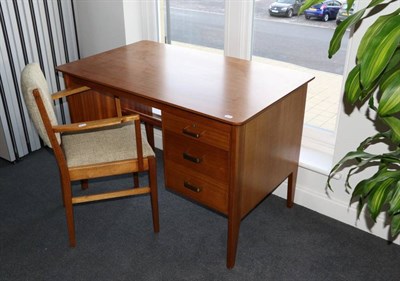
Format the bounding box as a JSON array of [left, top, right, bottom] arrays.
[[133, 173, 139, 188], [81, 179, 89, 190], [61, 178, 76, 247], [148, 157, 159, 233], [59, 169, 66, 206]]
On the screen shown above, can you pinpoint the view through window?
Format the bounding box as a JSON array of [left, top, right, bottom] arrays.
[[254, 0, 348, 136], [162, 0, 225, 53]]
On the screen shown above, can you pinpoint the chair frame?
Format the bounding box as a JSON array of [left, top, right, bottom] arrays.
[[32, 86, 159, 247]]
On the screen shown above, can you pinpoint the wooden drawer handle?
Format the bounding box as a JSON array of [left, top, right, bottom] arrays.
[[182, 126, 201, 138], [183, 152, 202, 163], [184, 181, 202, 193]]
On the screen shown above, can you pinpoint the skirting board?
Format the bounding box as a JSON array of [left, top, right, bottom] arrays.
[[272, 180, 400, 245], [153, 128, 400, 245]]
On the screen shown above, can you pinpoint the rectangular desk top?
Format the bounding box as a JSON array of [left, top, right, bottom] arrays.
[[57, 40, 314, 125]]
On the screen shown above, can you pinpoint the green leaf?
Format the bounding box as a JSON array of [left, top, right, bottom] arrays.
[[378, 68, 400, 116], [353, 167, 400, 198], [346, 0, 355, 10], [389, 182, 400, 215], [328, 1, 390, 58], [357, 131, 391, 150], [356, 197, 365, 218], [384, 48, 400, 72], [367, 178, 393, 221], [344, 166, 362, 190], [357, 12, 400, 90], [329, 150, 375, 175], [367, 0, 387, 8], [329, 8, 366, 58], [357, 9, 400, 63], [328, 149, 383, 182], [343, 64, 379, 104], [344, 65, 363, 104], [382, 116, 400, 144], [353, 178, 376, 198], [369, 96, 377, 111], [380, 152, 400, 164], [391, 213, 400, 237], [329, 152, 387, 191], [299, 0, 323, 14]]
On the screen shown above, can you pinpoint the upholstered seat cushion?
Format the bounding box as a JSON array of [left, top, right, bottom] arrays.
[[62, 122, 154, 168]]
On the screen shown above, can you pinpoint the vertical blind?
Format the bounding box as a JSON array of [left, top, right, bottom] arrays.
[[0, 0, 79, 161]]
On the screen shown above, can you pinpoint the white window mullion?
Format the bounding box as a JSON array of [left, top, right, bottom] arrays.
[[224, 0, 254, 60]]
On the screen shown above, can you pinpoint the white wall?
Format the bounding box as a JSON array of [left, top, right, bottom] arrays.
[[73, 0, 126, 58], [74, 0, 158, 58]]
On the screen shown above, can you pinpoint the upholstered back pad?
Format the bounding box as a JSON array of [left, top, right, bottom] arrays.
[[21, 63, 60, 147]]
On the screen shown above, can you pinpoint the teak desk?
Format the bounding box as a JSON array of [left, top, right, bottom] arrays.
[[56, 40, 314, 268]]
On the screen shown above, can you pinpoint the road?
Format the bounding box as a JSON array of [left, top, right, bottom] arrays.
[[253, 18, 348, 74], [169, 6, 349, 74]]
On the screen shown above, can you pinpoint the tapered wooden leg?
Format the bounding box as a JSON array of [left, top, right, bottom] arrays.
[[81, 179, 89, 190], [227, 186, 241, 269], [227, 214, 241, 269], [148, 157, 159, 233], [61, 179, 76, 247], [145, 123, 155, 150], [287, 170, 297, 208]]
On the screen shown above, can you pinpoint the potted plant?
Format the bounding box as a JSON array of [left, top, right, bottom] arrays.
[[300, 0, 400, 238]]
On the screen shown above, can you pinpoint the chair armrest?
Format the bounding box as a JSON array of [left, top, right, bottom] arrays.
[[52, 115, 139, 133], [52, 86, 91, 100]]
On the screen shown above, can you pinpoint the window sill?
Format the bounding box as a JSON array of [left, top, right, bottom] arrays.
[[299, 146, 336, 178]]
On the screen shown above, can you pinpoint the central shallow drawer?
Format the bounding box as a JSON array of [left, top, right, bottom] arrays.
[[162, 111, 231, 151]]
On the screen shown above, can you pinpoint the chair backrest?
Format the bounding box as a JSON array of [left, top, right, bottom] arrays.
[[21, 63, 60, 147]]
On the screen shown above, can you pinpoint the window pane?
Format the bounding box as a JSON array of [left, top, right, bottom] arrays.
[[253, 0, 350, 135], [163, 0, 225, 52]]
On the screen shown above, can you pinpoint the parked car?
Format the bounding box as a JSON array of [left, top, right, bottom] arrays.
[[269, 0, 305, 18], [336, 2, 355, 25], [304, 0, 343, 22]]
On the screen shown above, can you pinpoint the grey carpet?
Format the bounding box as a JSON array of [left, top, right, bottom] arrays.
[[0, 148, 399, 281]]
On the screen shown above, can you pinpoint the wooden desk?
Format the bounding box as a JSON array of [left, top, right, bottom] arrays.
[[56, 40, 314, 268]]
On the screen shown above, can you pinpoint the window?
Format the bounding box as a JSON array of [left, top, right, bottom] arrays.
[[253, 0, 350, 153], [157, 0, 351, 154], [160, 0, 224, 54]]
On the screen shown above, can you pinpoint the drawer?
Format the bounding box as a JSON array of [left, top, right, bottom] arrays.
[[163, 111, 231, 151], [163, 131, 229, 183], [165, 161, 228, 214]]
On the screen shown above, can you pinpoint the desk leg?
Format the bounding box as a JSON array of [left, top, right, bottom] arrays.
[[145, 123, 155, 150], [227, 214, 241, 269], [287, 170, 297, 208]]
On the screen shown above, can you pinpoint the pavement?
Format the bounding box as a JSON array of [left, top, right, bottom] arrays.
[[253, 57, 342, 132]]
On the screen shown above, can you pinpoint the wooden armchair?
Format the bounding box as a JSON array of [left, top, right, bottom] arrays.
[[20, 63, 159, 247]]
